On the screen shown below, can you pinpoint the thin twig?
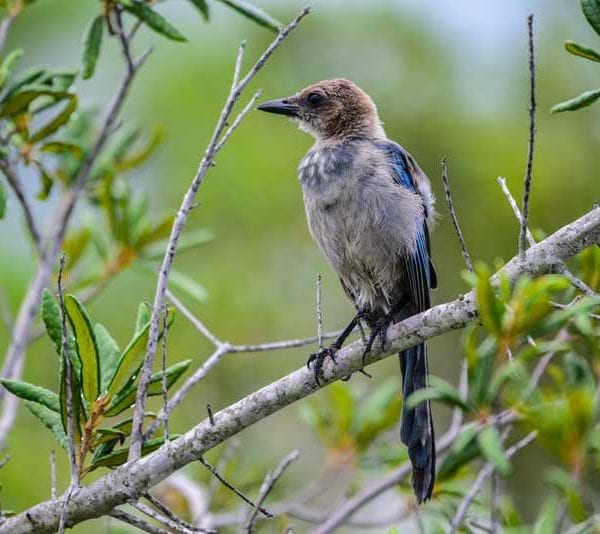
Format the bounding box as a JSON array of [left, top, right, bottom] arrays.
[[166, 289, 222, 347], [565, 514, 600, 534], [207, 438, 241, 506], [129, 6, 311, 461], [109, 509, 170, 534], [556, 264, 600, 298], [0, 160, 41, 252], [214, 90, 262, 154], [144, 493, 213, 534], [57, 254, 79, 534], [441, 158, 473, 272], [316, 275, 323, 350], [243, 449, 300, 532], [133, 500, 203, 534], [50, 450, 57, 501], [448, 431, 537, 533], [161, 305, 170, 443], [198, 456, 273, 519], [520, 14, 536, 261]]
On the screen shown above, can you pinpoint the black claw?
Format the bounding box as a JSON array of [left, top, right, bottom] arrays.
[[307, 346, 339, 386]]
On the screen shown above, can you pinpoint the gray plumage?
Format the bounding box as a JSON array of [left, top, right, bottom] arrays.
[[258, 78, 437, 503]]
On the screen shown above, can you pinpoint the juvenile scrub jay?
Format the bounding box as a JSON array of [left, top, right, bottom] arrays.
[[258, 79, 436, 503]]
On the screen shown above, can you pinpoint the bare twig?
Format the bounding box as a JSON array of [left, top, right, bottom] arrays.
[[243, 449, 300, 532], [441, 158, 473, 272], [109, 509, 170, 534], [166, 289, 222, 347], [133, 500, 205, 534], [144, 493, 211, 534], [50, 450, 57, 501], [0, 160, 41, 252], [565, 514, 600, 534], [198, 456, 272, 519], [161, 305, 170, 443], [129, 7, 311, 461], [520, 14, 536, 261], [207, 438, 241, 506], [3, 205, 599, 534], [449, 431, 537, 533], [555, 264, 599, 298], [316, 275, 323, 350]]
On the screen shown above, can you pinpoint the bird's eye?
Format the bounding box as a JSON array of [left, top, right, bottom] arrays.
[[307, 92, 325, 106]]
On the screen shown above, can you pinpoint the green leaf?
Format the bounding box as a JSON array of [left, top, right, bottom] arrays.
[[24, 401, 68, 449], [477, 426, 510, 475], [95, 323, 121, 393], [89, 435, 179, 470], [29, 94, 78, 143], [0, 378, 60, 412], [62, 229, 91, 272], [582, 0, 600, 37], [0, 180, 6, 219], [135, 214, 174, 249], [40, 141, 83, 158], [438, 427, 480, 481], [533, 495, 560, 534], [105, 359, 191, 416], [135, 301, 152, 334], [106, 320, 151, 398], [565, 40, 600, 62], [0, 84, 69, 117], [188, 0, 209, 20], [551, 88, 600, 113], [65, 294, 101, 402], [41, 288, 62, 354], [169, 269, 209, 302], [354, 379, 401, 449], [141, 228, 214, 259], [0, 48, 23, 90], [475, 263, 503, 336], [217, 0, 281, 32], [118, 0, 186, 42], [81, 15, 104, 80], [406, 376, 473, 413]]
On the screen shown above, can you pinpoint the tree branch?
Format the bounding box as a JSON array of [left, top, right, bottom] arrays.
[[3, 204, 599, 534]]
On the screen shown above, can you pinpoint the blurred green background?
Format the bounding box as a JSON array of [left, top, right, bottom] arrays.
[[0, 0, 599, 531]]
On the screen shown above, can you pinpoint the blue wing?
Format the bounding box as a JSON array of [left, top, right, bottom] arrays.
[[376, 140, 437, 312]]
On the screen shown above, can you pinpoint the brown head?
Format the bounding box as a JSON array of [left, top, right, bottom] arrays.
[[257, 79, 385, 142]]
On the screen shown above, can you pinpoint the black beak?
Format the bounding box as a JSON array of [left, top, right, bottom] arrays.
[[257, 98, 299, 117]]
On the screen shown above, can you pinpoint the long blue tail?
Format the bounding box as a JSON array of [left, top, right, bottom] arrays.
[[399, 342, 435, 503]]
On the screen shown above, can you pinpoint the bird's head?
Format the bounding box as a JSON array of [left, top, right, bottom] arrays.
[[257, 79, 385, 142]]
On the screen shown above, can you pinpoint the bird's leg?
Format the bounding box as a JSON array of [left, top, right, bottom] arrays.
[[307, 311, 366, 386], [362, 297, 410, 365]]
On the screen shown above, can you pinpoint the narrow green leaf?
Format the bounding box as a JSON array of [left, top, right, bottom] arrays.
[[217, 0, 281, 32], [40, 141, 83, 158], [89, 435, 179, 469], [0, 48, 23, 90], [475, 264, 504, 336], [118, 0, 186, 42], [169, 269, 209, 302], [135, 301, 152, 334], [95, 323, 122, 393], [477, 426, 510, 475], [41, 288, 62, 354], [188, 0, 209, 20], [135, 214, 174, 249], [406, 376, 473, 413], [81, 15, 104, 80], [24, 401, 68, 449], [29, 94, 78, 143], [62, 228, 91, 272], [105, 359, 191, 416], [565, 40, 600, 62], [141, 228, 214, 259], [0, 180, 6, 219], [0, 378, 60, 412], [65, 294, 101, 402], [106, 320, 151, 398], [0, 85, 69, 117], [551, 88, 600, 113], [582, 0, 600, 37]]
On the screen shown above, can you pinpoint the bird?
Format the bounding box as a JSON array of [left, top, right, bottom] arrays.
[[257, 79, 437, 503]]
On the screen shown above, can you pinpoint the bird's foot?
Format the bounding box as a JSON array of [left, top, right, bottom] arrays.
[[307, 344, 339, 386], [362, 315, 394, 365]]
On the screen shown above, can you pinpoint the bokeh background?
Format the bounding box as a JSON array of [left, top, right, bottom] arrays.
[[1, 0, 599, 531]]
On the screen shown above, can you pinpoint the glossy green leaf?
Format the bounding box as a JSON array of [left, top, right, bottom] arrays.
[[217, 0, 281, 32], [0, 48, 23, 90], [118, 0, 186, 42], [0, 84, 69, 117], [65, 294, 100, 402], [478, 426, 510, 475], [95, 323, 121, 393], [551, 88, 600, 113], [105, 359, 191, 416], [40, 141, 83, 158], [81, 15, 104, 80], [0, 378, 60, 412], [565, 40, 600, 62], [188, 0, 209, 20], [89, 435, 179, 469], [582, 0, 600, 37], [29, 94, 78, 143], [106, 321, 151, 398], [24, 401, 68, 449], [41, 288, 62, 354], [0, 180, 6, 219], [135, 301, 152, 334], [475, 264, 504, 336]]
